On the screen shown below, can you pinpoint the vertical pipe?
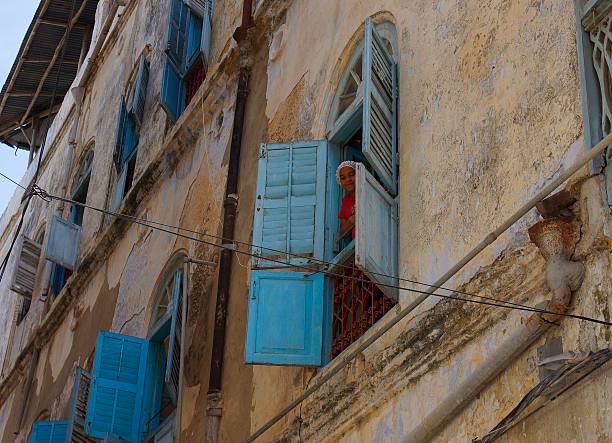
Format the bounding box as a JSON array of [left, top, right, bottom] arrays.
[[206, 1, 253, 441]]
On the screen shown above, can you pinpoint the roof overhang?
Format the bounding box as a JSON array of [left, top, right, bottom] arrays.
[[0, 0, 99, 151]]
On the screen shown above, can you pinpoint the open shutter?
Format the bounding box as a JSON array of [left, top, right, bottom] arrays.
[[113, 100, 127, 171], [28, 421, 68, 443], [186, 12, 203, 68], [11, 235, 42, 298], [111, 166, 128, 212], [45, 215, 81, 270], [86, 332, 149, 442], [245, 271, 325, 366], [165, 269, 184, 404], [362, 17, 398, 195], [166, 0, 188, 66], [576, 0, 612, 207], [66, 367, 96, 443], [127, 56, 150, 127], [252, 140, 327, 268], [161, 59, 184, 121], [355, 164, 398, 301], [200, 0, 213, 67]]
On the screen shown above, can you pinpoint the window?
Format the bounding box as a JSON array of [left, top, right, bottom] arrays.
[[111, 55, 150, 211], [244, 18, 399, 366], [161, 0, 215, 121], [28, 421, 69, 443], [48, 147, 94, 299], [575, 0, 612, 208]]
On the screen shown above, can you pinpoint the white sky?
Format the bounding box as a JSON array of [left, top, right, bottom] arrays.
[[0, 1, 41, 213]]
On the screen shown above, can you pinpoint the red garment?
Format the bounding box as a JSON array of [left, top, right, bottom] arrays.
[[338, 193, 356, 239]]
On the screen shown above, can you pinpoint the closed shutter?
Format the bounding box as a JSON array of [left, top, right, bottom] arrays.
[[128, 56, 150, 127], [66, 367, 96, 443], [161, 59, 184, 121], [45, 215, 81, 271], [164, 268, 184, 404], [252, 140, 328, 268], [245, 271, 325, 366], [113, 100, 127, 171], [362, 17, 398, 195], [28, 421, 68, 443], [11, 235, 42, 298], [85, 332, 149, 442], [200, 0, 214, 67], [186, 12, 203, 68], [355, 164, 398, 301]]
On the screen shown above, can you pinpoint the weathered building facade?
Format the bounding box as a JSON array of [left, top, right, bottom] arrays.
[[0, 0, 609, 442]]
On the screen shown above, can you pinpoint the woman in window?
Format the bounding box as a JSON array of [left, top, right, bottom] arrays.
[[337, 161, 358, 239]]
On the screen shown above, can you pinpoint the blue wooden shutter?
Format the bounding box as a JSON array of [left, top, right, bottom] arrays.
[[164, 269, 183, 404], [186, 12, 203, 68], [86, 332, 149, 442], [200, 0, 213, 67], [120, 116, 138, 166], [161, 59, 184, 121], [128, 56, 149, 127], [245, 271, 325, 366], [113, 100, 128, 171], [167, 0, 188, 67], [252, 140, 327, 268], [355, 164, 398, 301], [45, 215, 81, 270], [28, 421, 68, 443], [66, 367, 96, 443], [576, 0, 612, 207], [362, 17, 398, 195]]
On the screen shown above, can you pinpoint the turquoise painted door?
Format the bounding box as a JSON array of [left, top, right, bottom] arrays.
[[85, 332, 149, 442], [245, 271, 325, 366]]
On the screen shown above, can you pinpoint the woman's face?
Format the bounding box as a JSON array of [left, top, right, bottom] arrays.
[[339, 166, 356, 193]]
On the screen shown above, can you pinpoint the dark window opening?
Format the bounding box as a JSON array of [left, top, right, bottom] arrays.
[[16, 297, 31, 325]]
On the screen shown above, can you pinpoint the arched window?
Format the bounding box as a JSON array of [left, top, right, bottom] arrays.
[[143, 254, 187, 439]]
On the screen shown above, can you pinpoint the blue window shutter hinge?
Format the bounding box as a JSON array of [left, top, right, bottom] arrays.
[[259, 144, 267, 158]]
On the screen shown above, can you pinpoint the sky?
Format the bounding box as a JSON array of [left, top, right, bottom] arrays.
[[0, 1, 40, 214]]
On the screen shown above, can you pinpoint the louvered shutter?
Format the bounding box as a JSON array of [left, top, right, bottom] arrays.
[[245, 271, 325, 366], [355, 164, 398, 301], [200, 0, 213, 67], [252, 140, 327, 268], [28, 421, 68, 443], [161, 59, 184, 121], [167, 0, 188, 67], [45, 215, 81, 271], [576, 0, 612, 207], [113, 100, 127, 171], [362, 17, 398, 195], [86, 332, 149, 442], [127, 56, 149, 127], [11, 235, 42, 298], [164, 269, 184, 404], [120, 116, 138, 167], [66, 367, 96, 443]]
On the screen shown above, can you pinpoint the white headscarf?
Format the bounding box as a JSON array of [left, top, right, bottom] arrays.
[[335, 160, 357, 184]]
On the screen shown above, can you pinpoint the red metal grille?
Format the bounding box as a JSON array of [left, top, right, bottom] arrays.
[[184, 59, 205, 107], [331, 262, 395, 358]]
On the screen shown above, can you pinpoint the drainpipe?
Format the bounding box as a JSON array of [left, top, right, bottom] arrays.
[[403, 217, 585, 443], [206, 1, 254, 442]]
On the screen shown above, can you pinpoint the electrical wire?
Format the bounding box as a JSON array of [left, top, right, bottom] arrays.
[[14, 180, 611, 327]]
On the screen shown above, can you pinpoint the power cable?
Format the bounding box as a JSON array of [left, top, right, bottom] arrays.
[[16, 181, 611, 327]]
